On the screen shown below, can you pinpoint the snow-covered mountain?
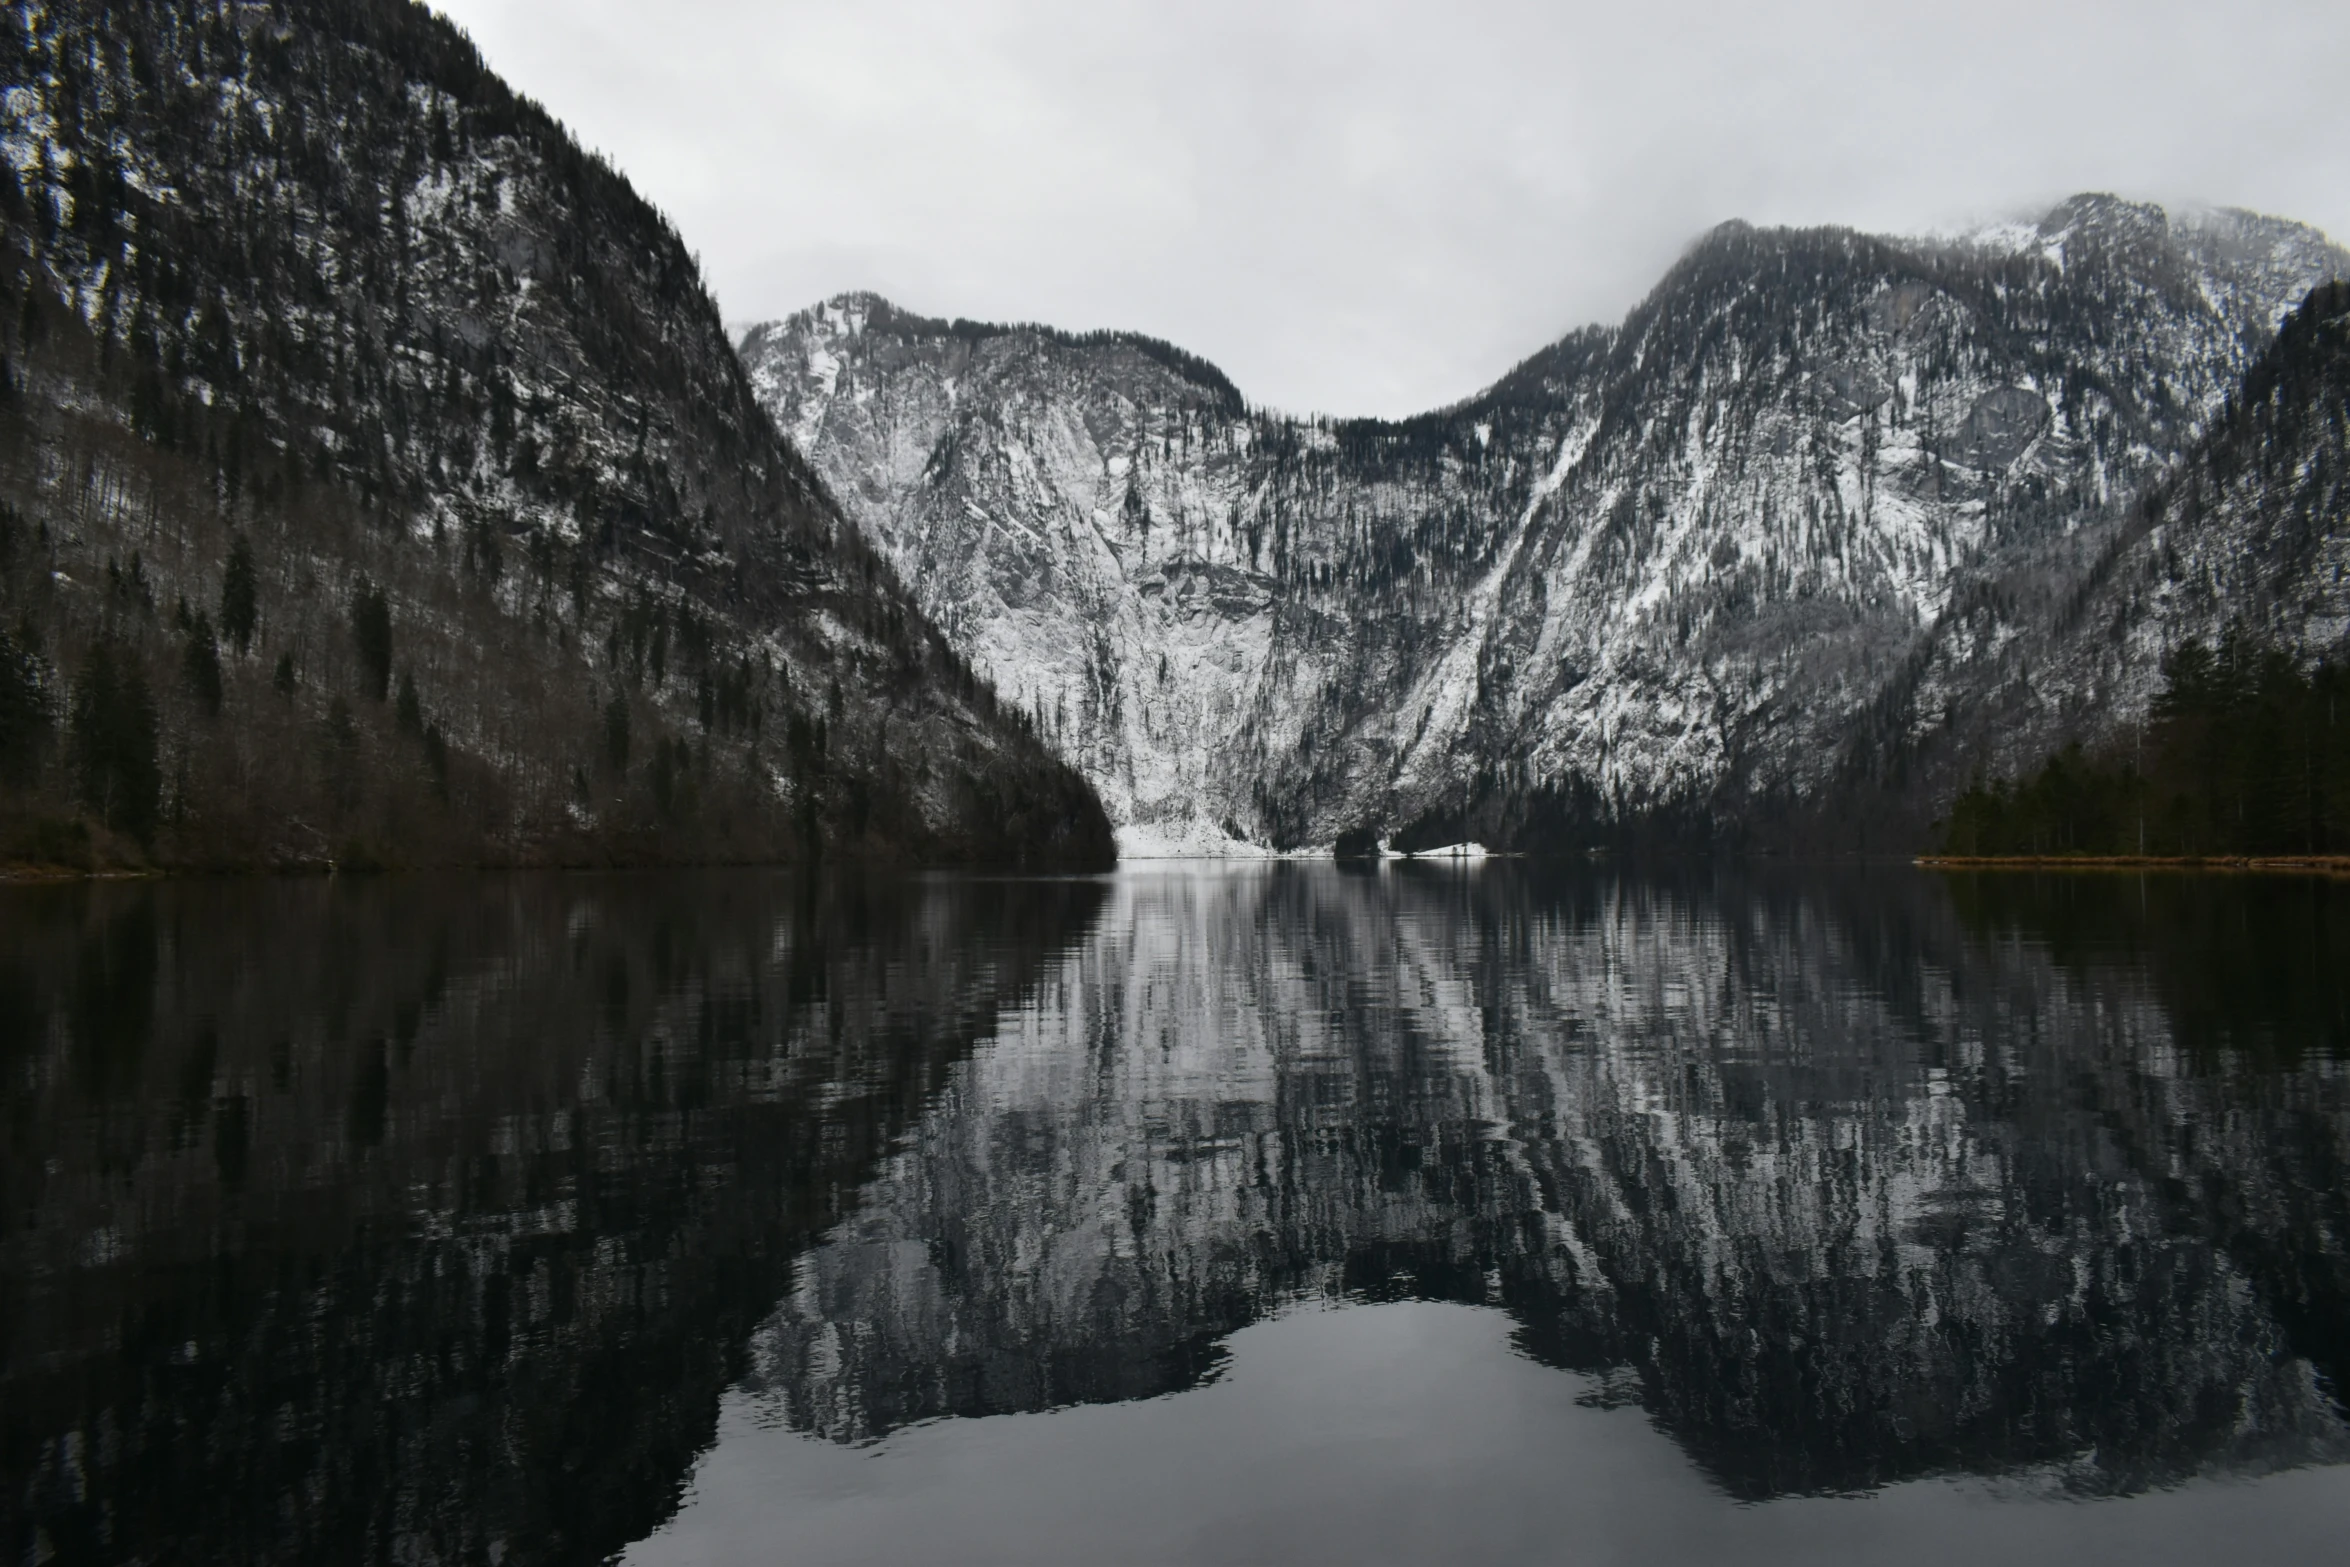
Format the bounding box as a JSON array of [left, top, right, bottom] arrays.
[[740, 198, 2347, 852], [1883, 277, 2350, 793]]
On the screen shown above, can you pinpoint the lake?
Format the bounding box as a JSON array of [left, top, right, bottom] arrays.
[[4, 864, 2347, 1564]]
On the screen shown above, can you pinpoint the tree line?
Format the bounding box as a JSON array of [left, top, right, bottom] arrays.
[[1939, 630, 2350, 856]]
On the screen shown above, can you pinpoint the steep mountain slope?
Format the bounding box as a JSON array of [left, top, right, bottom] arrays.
[[1880, 278, 2350, 797], [0, 0, 1111, 868], [742, 199, 2344, 852], [741, 296, 1602, 853]]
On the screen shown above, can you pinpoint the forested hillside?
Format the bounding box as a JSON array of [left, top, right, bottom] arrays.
[[0, 0, 1112, 871], [1927, 281, 2350, 855]]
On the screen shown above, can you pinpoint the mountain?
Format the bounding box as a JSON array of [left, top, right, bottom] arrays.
[[0, 0, 1112, 870], [740, 199, 2346, 853], [1882, 277, 2350, 799]]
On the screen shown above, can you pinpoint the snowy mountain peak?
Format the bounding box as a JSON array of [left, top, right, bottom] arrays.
[[2036, 191, 2173, 244], [739, 196, 2349, 853]]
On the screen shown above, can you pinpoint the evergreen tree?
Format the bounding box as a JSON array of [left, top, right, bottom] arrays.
[[603, 694, 629, 773], [651, 737, 677, 818], [69, 641, 160, 840], [1941, 634, 2350, 857], [395, 667, 422, 735], [0, 624, 51, 788], [219, 536, 258, 655], [183, 612, 223, 715], [350, 579, 392, 701], [423, 722, 449, 798], [320, 696, 361, 814]]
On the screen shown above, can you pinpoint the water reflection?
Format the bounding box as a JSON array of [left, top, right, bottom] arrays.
[[3, 865, 2347, 1564], [1, 872, 1106, 1565], [744, 865, 2350, 1501]]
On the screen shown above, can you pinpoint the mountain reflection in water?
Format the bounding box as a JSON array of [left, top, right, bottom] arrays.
[[5, 866, 2349, 1564]]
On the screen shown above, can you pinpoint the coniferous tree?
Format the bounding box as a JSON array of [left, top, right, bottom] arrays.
[[604, 694, 630, 773], [219, 536, 258, 655], [0, 625, 51, 788], [395, 667, 422, 735], [651, 737, 677, 818], [423, 722, 449, 798], [68, 641, 160, 840], [183, 612, 223, 715], [1941, 633, 2350, 857], [350, 579, 392, 701], [320, 696, 360, 815]]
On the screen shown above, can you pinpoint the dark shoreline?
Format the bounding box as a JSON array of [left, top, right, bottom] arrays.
[[0, 845, 1115, 882], [1918, 854, 2350, 874]]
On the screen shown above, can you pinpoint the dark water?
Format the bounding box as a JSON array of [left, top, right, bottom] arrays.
[[4, 865, 2348, 1565]]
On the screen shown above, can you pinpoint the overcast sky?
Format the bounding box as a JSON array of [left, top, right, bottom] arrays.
[[428, 0, 2349, 418]]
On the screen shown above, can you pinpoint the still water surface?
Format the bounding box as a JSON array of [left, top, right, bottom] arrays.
[[4, 864, 2347, 1563]]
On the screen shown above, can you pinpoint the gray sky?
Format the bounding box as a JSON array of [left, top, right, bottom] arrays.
[[430, 0, 2350, 418]]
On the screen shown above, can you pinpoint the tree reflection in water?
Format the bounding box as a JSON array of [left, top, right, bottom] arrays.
[[4, 864, 2347, 1564]]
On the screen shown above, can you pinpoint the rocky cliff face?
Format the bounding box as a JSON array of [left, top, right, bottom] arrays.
[[0, 0, 1111, 868], [741, 200, 2346, 851]]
